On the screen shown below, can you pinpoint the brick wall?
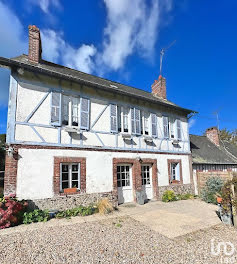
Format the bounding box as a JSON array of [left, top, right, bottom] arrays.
[[112, 158, 158, 202], [4, 152, 18, 196], [54, 157, 86, 195], [151, 75, 166, 99]]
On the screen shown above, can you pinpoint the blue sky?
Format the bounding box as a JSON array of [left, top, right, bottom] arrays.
[[0, 0, 236, 135]]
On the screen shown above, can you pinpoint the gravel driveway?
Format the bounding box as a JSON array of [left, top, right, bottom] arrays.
[[0, 216, 237, 264]]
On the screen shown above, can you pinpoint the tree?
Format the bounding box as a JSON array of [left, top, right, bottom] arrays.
[[0, 134, 6, 171], [219, 129, 237, 146]]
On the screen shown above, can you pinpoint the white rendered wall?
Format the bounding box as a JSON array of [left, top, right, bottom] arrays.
[[13, 78, 191, 153], [16, 148, 191, 200]]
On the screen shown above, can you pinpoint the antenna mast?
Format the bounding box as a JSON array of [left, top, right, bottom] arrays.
[[160, 40, 176, 76]]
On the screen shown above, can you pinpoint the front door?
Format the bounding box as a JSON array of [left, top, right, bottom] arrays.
[[141, 165, 153, 200], [117, 164, 133, 204]]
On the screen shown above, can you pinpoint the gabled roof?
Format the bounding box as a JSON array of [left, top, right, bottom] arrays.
[[190, 134, 237, 164], [0, 55, 196, 115]]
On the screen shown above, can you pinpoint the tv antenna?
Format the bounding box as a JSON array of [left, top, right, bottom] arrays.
[[160, 40, 176, 76]]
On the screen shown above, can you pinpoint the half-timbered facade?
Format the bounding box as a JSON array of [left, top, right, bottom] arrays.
[[0, 25, 195, 208]]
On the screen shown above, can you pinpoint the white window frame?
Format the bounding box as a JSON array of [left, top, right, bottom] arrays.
[[60, 163, 81, 191], [170, 162, 180, 182], [141, 164, 151, 186], [163, 116, 169, 139], [169, 117, 175, 139], [142, 112, 150, 136], [62, 95, 80, 127], [117, 164, 132, 189]]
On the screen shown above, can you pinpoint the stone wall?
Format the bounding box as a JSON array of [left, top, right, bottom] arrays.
[[158, 184, 195, 198], [27, 192, 118, 211]]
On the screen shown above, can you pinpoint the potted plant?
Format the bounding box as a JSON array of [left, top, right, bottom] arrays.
[[63, 186, 78, 194]]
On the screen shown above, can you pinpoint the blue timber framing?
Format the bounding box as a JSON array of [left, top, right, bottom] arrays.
[[6, 73, 18, 144], [31, 126, 46, 142], [25, 92, 50, 122], [91, 104, 108, 129]]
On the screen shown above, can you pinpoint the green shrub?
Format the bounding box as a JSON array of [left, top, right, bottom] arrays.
[[176, 193, 194, 200], [162, 190, 177, 202], [201, 177, 224, 204], [56, 205, 97, 219], [23, 209, 50, 224]]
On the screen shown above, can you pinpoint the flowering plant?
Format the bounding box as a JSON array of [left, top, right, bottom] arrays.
[[0, 195, 27, 229]]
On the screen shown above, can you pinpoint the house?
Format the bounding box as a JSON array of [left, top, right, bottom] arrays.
[[190, 127, 237, 195], [0, 25, 196, 209]]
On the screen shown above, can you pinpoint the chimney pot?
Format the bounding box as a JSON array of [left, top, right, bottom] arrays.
[[28, 25, 42, 63], [206, 127, 220, 146], [151, 75, 167, 99]]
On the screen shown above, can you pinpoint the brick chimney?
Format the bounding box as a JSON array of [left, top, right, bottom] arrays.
[[151, 75, 166, 99], [206, 127, 220, 146], [28, 25, 42, 63]]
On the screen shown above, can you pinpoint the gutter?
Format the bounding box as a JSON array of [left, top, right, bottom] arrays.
[[0, 56, 197, 115]]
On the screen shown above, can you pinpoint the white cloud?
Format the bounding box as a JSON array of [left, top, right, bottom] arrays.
[[0, 1, 27, 106], [63, 44, 97, 74], [30, 0, 61, 14], [41, 29, 97, 74], [0, 0, 174, 105], [98, 0, 172, 71]]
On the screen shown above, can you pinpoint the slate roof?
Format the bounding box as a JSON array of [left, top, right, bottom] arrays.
[[0, 55, 195, 114], [190, 134, 237, 164]]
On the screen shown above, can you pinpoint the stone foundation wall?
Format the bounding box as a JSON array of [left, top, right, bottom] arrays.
[[158, 184, 195, 199], [27, 192, 118, 211]]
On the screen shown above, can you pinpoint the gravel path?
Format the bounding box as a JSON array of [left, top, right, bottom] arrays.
[[0, 216, 237, 264]]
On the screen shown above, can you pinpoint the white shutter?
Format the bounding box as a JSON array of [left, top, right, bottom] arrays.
[[163, 116, 169, 138], [51, 92, 61, 126], [62, 95, 69, 125], [80, 98, 90, 130], [110, 104, 117, 133], [135, 108, 141, 135], [176, 119, 182, 140], [151, 113, 157, 137], [131, 108, 135, 134]]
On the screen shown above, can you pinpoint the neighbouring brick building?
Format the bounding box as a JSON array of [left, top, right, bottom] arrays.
[[0, 25, 196, 209], [190, 127, 237, 194]]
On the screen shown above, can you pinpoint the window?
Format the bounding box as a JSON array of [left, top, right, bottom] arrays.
[[61, 95, 90, 129], [118, 106, 130, 133], [122, 107, 129, 133], [117, 165, 130, 187], [169, 117, 175, 138], [163, 116, 169, 138], [51, 92, 61, 126], [60, 163, 80, 191], [142, 165, 151, 185], [170, 162, 180, 182], [176, 119, 182, 140], [131, 108, 141, 135], [143, 112, 150, 135]]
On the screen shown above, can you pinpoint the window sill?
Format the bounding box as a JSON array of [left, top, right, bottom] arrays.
[[170, 181, 183, 185]]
